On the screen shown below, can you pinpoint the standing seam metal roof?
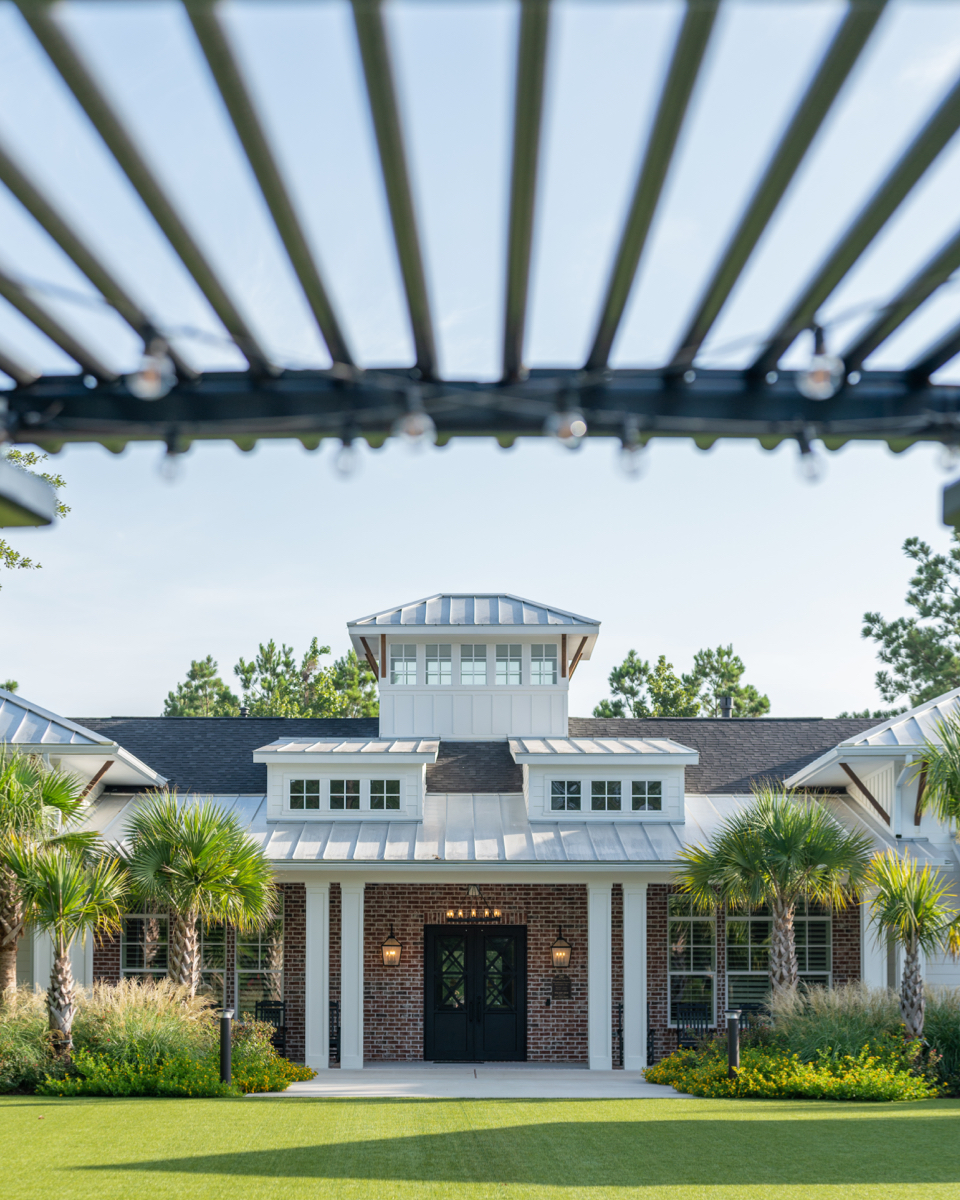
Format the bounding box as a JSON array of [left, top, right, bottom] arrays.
[[348, 594, 599, 627]]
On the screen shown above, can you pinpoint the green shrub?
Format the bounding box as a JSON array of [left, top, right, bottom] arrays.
[[72, 977, 216, 1062], [36, 1048, 235, 1097], [645, 1040, 940, 1101], [925, 988, 960, 1094], [0, 989, 57, 1092]]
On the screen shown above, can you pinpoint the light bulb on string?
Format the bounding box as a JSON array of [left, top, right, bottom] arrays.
[[334, 436, 360, 478], [939, 440, 960, 473], [796, 325, 844, 401], [796, 427, 825, 483], [618, 418, 648, 479], [544, 404, 587, 449], [127, 338, 176, 401], [157, 430, 187, 483], [392, 393, 436, 449]]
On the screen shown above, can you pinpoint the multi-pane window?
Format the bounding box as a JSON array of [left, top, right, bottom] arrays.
[[199, 922, 226, 1005], [591, 780, 621, 811], [632, 781, 662, 811], [496, 644, 522, 685], [426, 644, 452, 685], [530, 644, 558, 685], [668, 894, 716, 1025], [122, 911, 168, 979], [460, 645, 487, 685], [289, 779, 320, 810], [390, 644, 417, 685], [726, 901, 831, 1007], [551, 780, 581, 811], [371, 779, 401, 810], [237, 904, 284, 1013], [330, 780, 360, 810]]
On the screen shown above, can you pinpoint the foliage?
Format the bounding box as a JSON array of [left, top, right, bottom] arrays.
[[1, 680, 17, 693], [72, 977, 214, 1063], [330, 648, 379, 717], [234, 637, 348, 717], [163, 655, 240, 717], [682, 644, 770, 718], [862, 532, 960, 707], [675, 784, 873, 993], [924, 987, 960, 1094], [645, 1040, 940, 1101], [0, 988, 53, 1092], [915, 712, 960, 829], [122, 792, 274, 994], [0, 449, 69, 588], [593, 652, 700, 718]]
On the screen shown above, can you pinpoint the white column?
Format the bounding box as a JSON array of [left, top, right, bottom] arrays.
[[340, 882, 365, 1070], [588, 882, 612, 1070], [622, 882, 647, 1071], [304, 883, 329, 1070], [860, 891, 885, 990]]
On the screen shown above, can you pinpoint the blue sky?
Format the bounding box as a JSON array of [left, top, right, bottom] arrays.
[[2, 1, 960, 718]]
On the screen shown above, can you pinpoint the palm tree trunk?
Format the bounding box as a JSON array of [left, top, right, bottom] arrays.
[[769, 899, 799, 995], [47, 939, 76, 1056], [168, 911, 200, 996], [901, 937, 924, 1040], [0, 865, 23, 997]]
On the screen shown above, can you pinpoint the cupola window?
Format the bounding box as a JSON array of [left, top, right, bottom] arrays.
[[530, 644, 558, 685], [426, 644, 452, 685], [496, 644, 522, 685], [460, 644, 487, 685], [390, 644, 417, 685]]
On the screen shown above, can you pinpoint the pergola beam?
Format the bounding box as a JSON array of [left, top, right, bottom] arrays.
[[584, 0, 718, 372], [186, 2, 354, 369], [0, 268, 116, 381], [502, 0, 550, 384], [0, 135, 195, 379], [18, 2, 275, 376], [909, 310, 960, 379], [352, 0, 437, 379], [752, 66, 960, 374], [844, 223, 960, 371], [0, 342, 38, 388], [671, 1, 884, 370]]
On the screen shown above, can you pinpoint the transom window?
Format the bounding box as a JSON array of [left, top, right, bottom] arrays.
[[330, 780, 360, 810], [237, 905, 284, 1013], [426, 644, 452, 685], [496, 644, 522, 685], [591, 780, 621, 811], [668, 894, 716, 1025], [551, 780, 581, 811], [727, 900, 831, 1007], [289, 779, 320, 810], [370, 779, 401, 810], [632, 781, 662, 811], [122, 911, 168, 979], [460, 644, 487, 685], [390, 644, 417, 685], [530, 644, 558, 685]]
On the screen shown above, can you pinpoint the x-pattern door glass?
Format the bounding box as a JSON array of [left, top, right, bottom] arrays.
[[484, 937, 517, 1012], [436, 936, 467, 1011]]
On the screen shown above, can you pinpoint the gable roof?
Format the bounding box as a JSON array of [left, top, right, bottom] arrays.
[[1, 689, 110, 746], [838, 687, 960, 748], [348, 594, 600, 628], [568, 717, 876, 794]]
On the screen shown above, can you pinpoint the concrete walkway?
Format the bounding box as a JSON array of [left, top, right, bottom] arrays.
[[252, 1063, 689, 1100]]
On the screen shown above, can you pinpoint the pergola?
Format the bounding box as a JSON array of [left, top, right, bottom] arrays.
[[3, 0, 960, 511]]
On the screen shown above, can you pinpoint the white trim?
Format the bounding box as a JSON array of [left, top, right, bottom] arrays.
[[304, 884, 330, 1069], [622, 883, 647, 1071], [340, 882, 365, 1070], [588, 882, 612, 1070]]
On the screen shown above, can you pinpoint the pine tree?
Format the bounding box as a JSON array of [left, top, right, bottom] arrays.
[[593, 652, 700, 718], [163, 656, 239, 717], [682, 644, 770, 717], [330, 649, 379, 717]]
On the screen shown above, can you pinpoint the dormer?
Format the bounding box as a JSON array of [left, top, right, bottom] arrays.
[[347, 594, 600, 740]]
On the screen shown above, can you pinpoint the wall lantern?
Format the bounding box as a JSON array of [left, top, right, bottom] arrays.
[[381, 925, 402, 967], [551, 926, 572, 970]]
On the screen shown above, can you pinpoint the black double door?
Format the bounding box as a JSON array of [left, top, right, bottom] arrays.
[[424, 925, 526, 1062]]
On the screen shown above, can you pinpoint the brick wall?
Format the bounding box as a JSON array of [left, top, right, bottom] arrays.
[[92, 929, 121, 984], [361, 883, 588, 1063], [832, 900, 861, 986], [612, 884, 623, 1069], [329, 883, 341, 1067], [279, 884, 305, 1062]]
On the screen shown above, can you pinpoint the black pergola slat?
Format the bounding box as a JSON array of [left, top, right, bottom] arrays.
[[0, 343, 38, 388], [351, 0, 437, 380], [17, 2, 275, 377], [0, 135, 196, 380], [909, 313, 960, 379], [752, 65, 960, 374], [843, 224, 960, 371], [502, 0, 550, 385], [0, 266, 116, 381], [671, 0, 886, 371], [584, 0, 719, 372], [186, 2, 354, 369]]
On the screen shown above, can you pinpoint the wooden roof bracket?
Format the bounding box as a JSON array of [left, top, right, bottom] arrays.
[[839, 761, 890, 825], [568, 636, 588, 679], [561, 634, 567, 678], [914, 765, 927, 827], [359, 636, 380, 681], [79, 759, 113, 801]]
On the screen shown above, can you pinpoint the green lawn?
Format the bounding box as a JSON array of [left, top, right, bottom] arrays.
[[2, 1095, 959, 1200]]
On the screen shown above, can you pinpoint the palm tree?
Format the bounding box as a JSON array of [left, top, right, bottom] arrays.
[[865, 850, 960, 1039], [122, 791, 275, 996], [675, 783, 873, 996], [914, 712, 960, 828], [0, 748, 95, 997], [8, 844, 127, 1053]]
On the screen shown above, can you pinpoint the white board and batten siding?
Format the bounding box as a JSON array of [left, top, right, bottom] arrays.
[[380, 687, 566, 739]]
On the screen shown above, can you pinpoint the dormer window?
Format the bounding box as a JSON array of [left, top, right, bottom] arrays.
[[496, 644, 522, 685], [290, 779, 320, 810], [551, 780, 581, 811], [531, 644, 558, 685], [632, 781, 662, 811], [460, 644, 487, 685], [591, 781, 621, 811], [426, 644, 452, 685], [390, 644, 417, 685], [331, 779, 360, 810], [370, 780, 401, 810]]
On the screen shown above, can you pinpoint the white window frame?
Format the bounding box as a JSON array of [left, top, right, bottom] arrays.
[[370, 779, 402, 811], [495, 643, 522, 686], [550, 780, 582, 812], [426, 644, 452, 686], [726, 901, 832, 1007], [668, 894, 716, 1027], [530, 643, 558, 685], [390, 643, 417, 685], [285, 776, 407, 814], [289, 778, 321, 811], [632, 781, 662, 811], [121, 910, 169, 980], [591, 780, 622, 811], [460, 644, 487, 685]]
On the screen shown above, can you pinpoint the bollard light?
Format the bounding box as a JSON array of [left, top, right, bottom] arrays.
[[724, 1008, 741, 1079], [220, 1008, 234, 1084]]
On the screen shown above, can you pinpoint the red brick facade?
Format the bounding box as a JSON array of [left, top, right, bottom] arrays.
[[92, 929, 121, 984], [277, 883, 305, 1062]]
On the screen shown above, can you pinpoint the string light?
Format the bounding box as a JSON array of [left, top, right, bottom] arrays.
[[796, 325, 844, 401], [544, 406, 587, 449], [796, 427, 825, 483], [334, 436, 360, 477], [127, 338, 176, 401], [392, 394, 436, 449], [618, 418, 648, 478]]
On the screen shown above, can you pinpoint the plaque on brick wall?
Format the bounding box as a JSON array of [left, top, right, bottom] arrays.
[[551, 976, 572, 1000]]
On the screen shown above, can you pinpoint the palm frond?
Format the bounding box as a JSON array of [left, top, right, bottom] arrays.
[[915, 713, 960, 827], [865, 849, 960, 955]]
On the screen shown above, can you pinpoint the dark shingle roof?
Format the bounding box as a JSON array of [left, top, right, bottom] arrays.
[[73, 717, 378, 795], [568, 717, 877, 794], [426, 742, 523, 793]]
